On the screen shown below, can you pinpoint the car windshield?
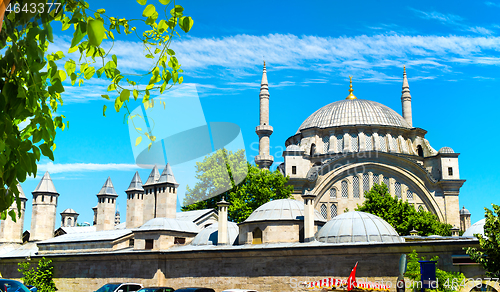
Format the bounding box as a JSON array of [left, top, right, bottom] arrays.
[[0, 280, 31, 292], [95, 284, 120, 292], [138, 289, 174, 292]]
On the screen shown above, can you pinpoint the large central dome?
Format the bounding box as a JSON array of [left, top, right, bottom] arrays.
[[297, 99, 411, 133]]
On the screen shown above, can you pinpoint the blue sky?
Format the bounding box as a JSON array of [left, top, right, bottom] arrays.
[[16, 0, 500, 230]]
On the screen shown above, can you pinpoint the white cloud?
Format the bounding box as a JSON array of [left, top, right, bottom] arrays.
[[410, 8, 494, 35], [37, 162, 140, 174]]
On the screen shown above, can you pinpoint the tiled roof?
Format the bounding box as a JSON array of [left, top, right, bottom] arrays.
[[33, 172, 58, 194]]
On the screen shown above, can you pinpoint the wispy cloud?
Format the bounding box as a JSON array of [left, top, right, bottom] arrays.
[[410, 8, 494, 35], [485, 2, 500, 8], [37, 162, 140, 174]]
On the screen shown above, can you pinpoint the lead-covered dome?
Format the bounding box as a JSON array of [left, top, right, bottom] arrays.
[[244, 199, 326, 223], [316, 211, 402, 243], [463, 219, 485, 237], [297, 99, 410, 133], [137, 218, 199, 233], [191, 222, 239, 246]]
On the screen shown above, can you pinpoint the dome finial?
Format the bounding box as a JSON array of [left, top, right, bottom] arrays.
[[346, 76, 357, 100]]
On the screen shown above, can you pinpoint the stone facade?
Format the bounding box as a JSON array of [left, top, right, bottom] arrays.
[[0, 186, 27, 244], [31, 193, 58, 241]]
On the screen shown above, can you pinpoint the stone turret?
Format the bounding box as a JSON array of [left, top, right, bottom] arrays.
[[0, 184, 28, 243], [401, 66, 412, 127], [126, 171, 145, 229], [255, 61, 274, 169], [155, 163, 179, 219], [143, 165, 160, 222], [115, 207, 120, 226], [96, 177, 118, 231], [92, 205, 97, 225], [60, 208, 79, 227], [460, 206, 471, 232], [31, 172, 59, 241]]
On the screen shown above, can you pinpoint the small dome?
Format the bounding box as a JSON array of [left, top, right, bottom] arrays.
[[191, 222, 239, 246], [439, 147, 455, 154], [244, 199, 326, 223], [285, 145, 302, 151], [61, 208, 78, 214], [460, 206, 471, 215], [316, 211, 402, 244], [463, 219, 485, 237], [138, 218, 199, 233]]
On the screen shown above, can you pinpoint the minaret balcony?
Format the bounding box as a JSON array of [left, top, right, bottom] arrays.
[[256, 125, 274, 136]]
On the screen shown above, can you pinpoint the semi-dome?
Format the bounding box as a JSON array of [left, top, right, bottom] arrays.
[[297, 99, 411, 133], [137, 217, 199, 233], [244, 199, 326, 223], [463, 219, 485, 237], [439, 147, 455, 154], [191, 222, 239, 246], [316, 211, 402, 244]]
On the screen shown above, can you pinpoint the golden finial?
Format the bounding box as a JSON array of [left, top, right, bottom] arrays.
[[264, 60, 266, 67], [346, 76, 357, 100]]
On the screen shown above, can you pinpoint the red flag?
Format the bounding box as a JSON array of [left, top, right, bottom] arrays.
[[347, 262, 358, 291]]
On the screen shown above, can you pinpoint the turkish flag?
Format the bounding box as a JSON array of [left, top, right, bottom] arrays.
[[347, 262, 358, 291]]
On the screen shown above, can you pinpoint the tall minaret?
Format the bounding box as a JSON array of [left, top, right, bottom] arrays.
[[96, 177, 118, 231], [401, 66, 412, 127], [255, 61, 274, 169], [30, 172, 59, 241], [0, 184, 28, 244]]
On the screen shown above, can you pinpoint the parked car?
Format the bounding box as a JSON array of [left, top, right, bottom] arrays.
[[137, 287, 174, 292], [0, 279, 31, 292], [95, 283, 143, 292], [174, 288, 215, 292]]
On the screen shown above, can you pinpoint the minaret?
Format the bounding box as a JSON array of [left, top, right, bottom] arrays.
[[114, 206, 120, 226], [401, 66, 412, 127], [155, 163, 179, 219], [0, 184, 28, 243], [255, 61, 274, 169], [217, 197, 230, 245], [143, 165, 160, 222], [30, 172, 59, 241], [60, 208, 79, 227], [126, 171, 145, 229], [96, 177, 118, 231]]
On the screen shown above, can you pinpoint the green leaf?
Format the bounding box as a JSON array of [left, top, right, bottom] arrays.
[[71, 22, 86, 48], [87, 18, 105, 47], [114, 98, 123, 112], [84, 67, 95, 80], [159, 0, 170, 4], [103, 105, 107, 116], [39, 144, 54, 161], [135, 136, 142, 146], [142, 4, 156, 17], [179, 16, 194, 33], [133, 89, 139, 100], [120, 89, 130, 102], [101, 95, 110, 100], [112, 54, 118, 66], [137, 0, 147, 5]]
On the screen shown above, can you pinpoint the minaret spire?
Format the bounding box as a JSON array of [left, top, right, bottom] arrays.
[[255, 61, 274, 169], [346, 76, 357, 100], [401, 66, 413, 127]]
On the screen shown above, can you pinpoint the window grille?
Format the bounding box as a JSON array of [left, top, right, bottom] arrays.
[[391, 136, 398, 152], [323, 136, 330, 153], [363, 173, 370, 193], [366, 133, 372, 151], [330, 203, 338, 217], [341, 181, 348, 198], [330, 188, 337, 199], [407, 189, 413, 200], [418, 205, 424, 212], [351, 133, 358, 152], [336, 134, 343, 152], [320, 204, 327, 219], [372, 173, 379, 185], [380, 135, 387, 151], [395, 182, 402, 199], [353, 176, 360, 198], [383, 176, 389, 188]]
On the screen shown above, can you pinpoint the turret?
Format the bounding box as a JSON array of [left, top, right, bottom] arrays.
[[96, 177, 118, 231], [401, 66, 412, 127], [60, 208, 79, 227], [30, 172, 59, 241], [459, 206, 471, 232], [301, 191, 316, 242], [0, 184, 28, 243], [126, 171, 145, 229], [154, 163, 179, 219], [143, 165, 160, 222], [255, 61, 274, 169]]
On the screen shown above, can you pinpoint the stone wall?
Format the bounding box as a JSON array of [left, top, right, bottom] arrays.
[[0, 240, 483, 292]]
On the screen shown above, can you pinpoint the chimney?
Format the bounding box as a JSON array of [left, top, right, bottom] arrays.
[[217, 197, 230, 245], [301, 192, 317, 242]]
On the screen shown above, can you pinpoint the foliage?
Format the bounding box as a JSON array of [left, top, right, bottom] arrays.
[[465, 204, 500, 277], [406, 250, 465, 292], [355, 183, 452, 236], [0, 0, 193, 220], [182, 149, 294, 223], [18, 257, 57, 292]]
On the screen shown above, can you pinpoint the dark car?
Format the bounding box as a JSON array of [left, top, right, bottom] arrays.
[[138, 288, 174, 292], [0, 279, 31, 292], [95, 283, 143, 292], [174, 288, 215, 292]]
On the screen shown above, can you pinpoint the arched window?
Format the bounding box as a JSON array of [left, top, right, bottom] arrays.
[[336, 134, 343, 152], [67, 218, 72, 227], [363, 173, 370, 193], [323, 136, 330, 153], [320, 204, 327, 219], [330, 203, 338, 217], [365, 133, 372, 151], [401, 138, 409, 153], [407, 189, 414, 200], [391, 136, 399, 152], [329, 188, 336, 199], [383, 177, 390, 188], [310, 144, 316, 156], [351, 133, 358, 152], [395, 182, 402, 199], [341, 181, 348, 198], [353, 176, 360, 198], [372, 173, 379, 185], [252, 228, 262, 244], [417, 145, 424, 157], [380, 135, 387, 152]]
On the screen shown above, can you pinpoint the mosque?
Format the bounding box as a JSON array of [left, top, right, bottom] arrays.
[[0, 64, 489, 292]]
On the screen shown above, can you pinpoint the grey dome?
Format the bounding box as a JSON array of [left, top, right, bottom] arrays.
[[285, 145, 302, 151], [191, 222, 239, 246], [297, 99, 410, 133], [61, 208, 78, 214], [316, 211, 402, 244], [244, 199, 326, 223], [138, 218, 199, 233], [439, 147, 455, 154], [460, 206, 471, 215], [463, 219, 485, 237]]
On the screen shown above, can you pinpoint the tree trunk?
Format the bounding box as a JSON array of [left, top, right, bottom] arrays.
[[0, 0, 11, 33]]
